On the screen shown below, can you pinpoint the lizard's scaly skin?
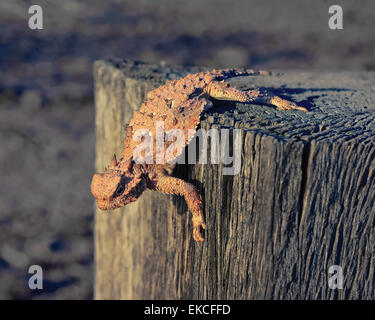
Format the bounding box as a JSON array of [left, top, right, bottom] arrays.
[[91, 68, 307, 242]]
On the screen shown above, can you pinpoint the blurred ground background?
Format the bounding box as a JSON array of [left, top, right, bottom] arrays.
[[0, 0, 374, 299]]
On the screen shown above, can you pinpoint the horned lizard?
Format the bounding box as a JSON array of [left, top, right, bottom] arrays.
[[91, 68, 307, 242]]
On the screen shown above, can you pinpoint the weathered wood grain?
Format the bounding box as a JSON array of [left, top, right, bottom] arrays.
[[94, 59, 375, 299]]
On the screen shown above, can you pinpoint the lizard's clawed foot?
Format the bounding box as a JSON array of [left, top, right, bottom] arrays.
[[282, 102, 308, 112], [192, 217, 206, 242]]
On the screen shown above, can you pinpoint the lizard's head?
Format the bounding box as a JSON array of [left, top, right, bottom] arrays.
[[90, 154, 147, 210]]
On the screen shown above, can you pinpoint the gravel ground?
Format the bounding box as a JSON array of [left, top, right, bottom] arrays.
[[0, 0, 374, 299]]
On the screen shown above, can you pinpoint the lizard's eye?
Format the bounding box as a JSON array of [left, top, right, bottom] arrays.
[[115, 184, 124, 196]]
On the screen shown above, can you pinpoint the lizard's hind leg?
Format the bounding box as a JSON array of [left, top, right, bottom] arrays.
[[205, 81, 258, 102], [256, 92, 308, 112], [205, 81, 307, 112]]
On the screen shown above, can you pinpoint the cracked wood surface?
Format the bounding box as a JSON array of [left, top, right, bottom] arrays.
[[94, 59, 375, 299]]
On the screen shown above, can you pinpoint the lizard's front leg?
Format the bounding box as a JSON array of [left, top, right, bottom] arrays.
[[149, 173, 206, 242]]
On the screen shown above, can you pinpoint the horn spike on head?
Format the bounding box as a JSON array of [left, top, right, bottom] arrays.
[[118, 157, 133, 173], [124, 157, 132, 170], [110, 153, 118, 168]]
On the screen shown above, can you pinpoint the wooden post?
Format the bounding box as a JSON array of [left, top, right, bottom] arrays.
[[94, 59, 375, 299]]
